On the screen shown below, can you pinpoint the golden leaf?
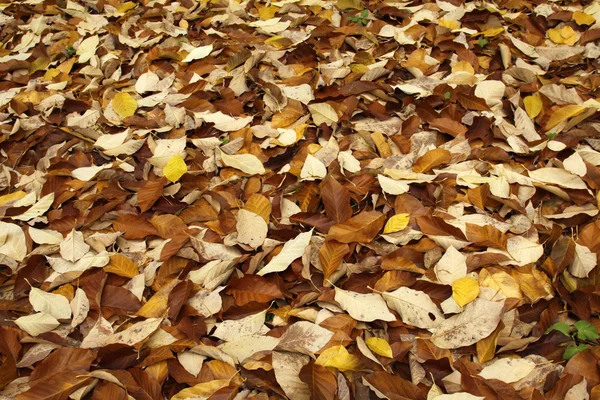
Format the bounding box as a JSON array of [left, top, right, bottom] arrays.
[[112, 92, 138, 119], [451, 277, 480, 307], [163, 155, 187, 182], [546, 105, 586, 131], [105, 254, 138, 278], [316, 346, 361, 371], [244, 193, 271, 224], [383, 214, 410, 234], [365, 337, 393, 358], [573, 11, 595, 26], [524, 94, 542, 119]]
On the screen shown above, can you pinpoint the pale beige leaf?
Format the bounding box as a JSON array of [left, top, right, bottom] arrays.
[[272, 351, 311, 400], [334, 287, 396, 322], [570, 243, 597, 278], [29, 287, 71, 320], [276, 321, 334, 355], [28, 227, 63, 245], [431, 299, 504, 349], [212, 310, 267, 341], [70, 287, 90, 328], [258, 230, 312, 276], [300, 154, 327, 181], [60, 229, 91, 262], [383, 287, 444, 329], [11, 193, 54, 221], [308, 103, 338, 126], [15, 312, 60, 337], [0, 222, 27, 262], [434, 246, 467, 285], [236, 209, 268, 249], [220, 151, 265, 175], [478, 358, 536, 383]]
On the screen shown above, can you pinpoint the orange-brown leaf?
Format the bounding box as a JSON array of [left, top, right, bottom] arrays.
[[105, 254, 139, 278], [412, 148, 452, 173], [225, 275, 283, 306], [150, 214, 188, 239], [299, 362, 338, 400], [318, 240, 350, 280], [137, 178, 165, 213], [113, 214, 159, 239], [321, 177, 352, 224], [327, 211, 385, 244]]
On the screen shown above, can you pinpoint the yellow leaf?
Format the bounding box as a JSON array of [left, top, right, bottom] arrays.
[[452, 277, 480, 307], [337, 0, 362, 10], [523, 94, 542, 119], [574, 11, 595, 26], [244, 193, 271, 224], [476, 321, 503, 363], [163, 155, 187, 182], [316, 346, 361, 371], [105, 254, 138, 278], [438, 19, 460, 30], [452, 61, 475, 74], [264, 36, 293, 49], [548, 28, 565, 44], [371, 132, 392, 158], [546, 105, 586, 131], [383, 213, 410, 234], [112, 92, 138, 119], [257, 4, 278, 19], [481, 27, 504, 37], [365, 337, 393, 358], [0, 191, 26, 206]]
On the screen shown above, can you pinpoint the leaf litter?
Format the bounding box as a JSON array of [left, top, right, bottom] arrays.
[[0, 0, 600, 398]]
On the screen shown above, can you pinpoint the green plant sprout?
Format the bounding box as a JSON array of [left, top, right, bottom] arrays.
[[546, 320, 599, 360]]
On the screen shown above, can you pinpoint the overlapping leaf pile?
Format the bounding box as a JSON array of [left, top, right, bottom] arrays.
[[1, 0, 600, 398]]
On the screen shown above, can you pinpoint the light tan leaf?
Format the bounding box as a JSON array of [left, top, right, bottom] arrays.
[[276, 321, 334, 355], [430, 299, 504, 349], [60, 229, 90, 263], [273, 351, 311, 400], [258, 230, 312, 276], [213, 310, 267, 341], [570, 243, 597, 278], [11, 193, 54, 221], [434, 246, 467, 285], [220, 151, 265, 175], [29, 287, 72, 320], [383, 287, 444, 329], [0, 222, 27, 262], [308, 103, 339, 126], [334, 287, 396, 322], [478, 358, 536, 383], [15, 312, 60, 337], [236, 209, 268, 249]]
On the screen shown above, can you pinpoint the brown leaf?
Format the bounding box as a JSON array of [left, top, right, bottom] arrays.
[[321, 177, 352, 224], [412, 148, 452, 173], [113, 214, 159, 240], [138, 178, 166, 213], [318, 240, 350, 280], [15, 375, 93, 400], [363, 371, 425, 400], [465, 223, 508, 250], [326, 211, 385, 244], [225, 275, 283, 306], [150, 214, 188, 239], [299, 362, 338, 400]]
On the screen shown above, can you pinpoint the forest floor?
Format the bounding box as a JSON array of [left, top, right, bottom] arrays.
[[1, 0, 600, 399]]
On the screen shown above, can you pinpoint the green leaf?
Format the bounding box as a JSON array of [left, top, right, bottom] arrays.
[[563, 345, 579, 360], [361, 9, 368, 17], [546, 322, 571, 337], [444, 91, 451, 100], [563, 343, 590, 360], [575, 320, 600, 341], [547, 132, 557, 140], [477, 39, 489, 47]]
